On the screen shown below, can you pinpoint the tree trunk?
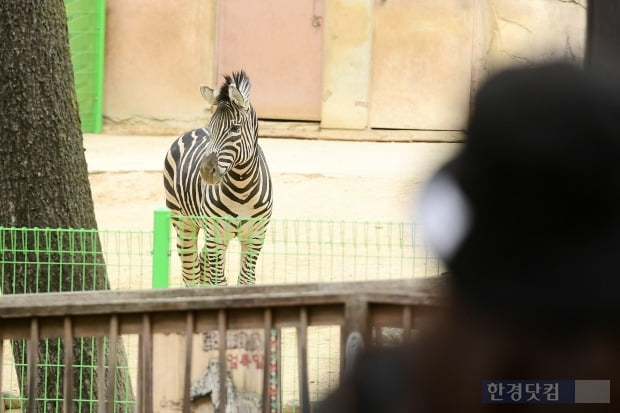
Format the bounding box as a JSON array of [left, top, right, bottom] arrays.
[[0, 1, 134, 411]]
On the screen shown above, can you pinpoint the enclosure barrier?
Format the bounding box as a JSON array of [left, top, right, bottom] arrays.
[[1, 212, 442, 411], [0, 211, 441, 292], [155, 208, 443, 288], [0, 279, 442, 413]]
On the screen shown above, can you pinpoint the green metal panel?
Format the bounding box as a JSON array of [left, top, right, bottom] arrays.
[[152, 208, 171, 288], [65, 0, 106, 133]]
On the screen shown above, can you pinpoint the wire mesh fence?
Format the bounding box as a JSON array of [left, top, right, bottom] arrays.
[[0, 226, 153, 293], [0, 211, 442, 411], [164, 213, 442, 288], [0, 226, 150, 411]]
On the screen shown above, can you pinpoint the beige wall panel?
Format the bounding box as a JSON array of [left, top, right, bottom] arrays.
[[475, 0, 586, 77], [103, 0, 216, 128], [216, 0, 324, 121], [101, 0, 586, 135], [321, 0, 373, 129], [370, 0, 474, 130]]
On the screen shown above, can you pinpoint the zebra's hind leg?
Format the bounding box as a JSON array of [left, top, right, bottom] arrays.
[[171, 214, 201, 286], [199, 234, 230, 285]]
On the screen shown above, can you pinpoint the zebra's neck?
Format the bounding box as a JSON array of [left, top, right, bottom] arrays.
[[227, 147, 260, 182]]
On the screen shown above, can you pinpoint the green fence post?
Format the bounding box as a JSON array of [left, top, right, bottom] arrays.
[[65, 0, 106, 133], [152, 208, 171, 288], [93, 0, 106, 133]]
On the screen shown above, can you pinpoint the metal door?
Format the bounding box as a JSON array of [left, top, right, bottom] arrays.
[[216, 0, 324, 121]]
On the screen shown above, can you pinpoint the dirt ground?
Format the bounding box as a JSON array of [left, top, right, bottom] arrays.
[[88, 171, 421, 231], [84, 134, 459, 230]]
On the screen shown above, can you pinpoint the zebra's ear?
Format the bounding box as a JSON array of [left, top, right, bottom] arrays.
[[228, 84, 249, 111], [200, 85, 217, 106]]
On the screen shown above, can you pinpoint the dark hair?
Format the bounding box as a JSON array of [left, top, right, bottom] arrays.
[[423, 62, 620, 329]]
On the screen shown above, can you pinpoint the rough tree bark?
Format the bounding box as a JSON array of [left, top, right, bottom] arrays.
[[0, 1, 133, 411]]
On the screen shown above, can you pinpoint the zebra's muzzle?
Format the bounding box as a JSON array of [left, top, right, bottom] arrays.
[[200, 152, 224, 185]]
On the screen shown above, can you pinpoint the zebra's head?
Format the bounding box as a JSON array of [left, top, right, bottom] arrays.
[[199, 71, 257, 186]]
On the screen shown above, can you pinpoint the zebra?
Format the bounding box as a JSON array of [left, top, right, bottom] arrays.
[[163, 71, 273, 285]]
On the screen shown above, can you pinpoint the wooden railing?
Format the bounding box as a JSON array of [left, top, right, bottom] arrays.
[[0, 278, 443, 413]]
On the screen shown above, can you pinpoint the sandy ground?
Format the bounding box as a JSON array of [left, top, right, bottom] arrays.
[[85, 135, 460, 230], [88, 171, 419, 230]]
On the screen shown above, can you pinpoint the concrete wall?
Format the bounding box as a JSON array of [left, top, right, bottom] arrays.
[[471, 0, 586, 92], [368, 0, 475, 131], [103, 0, 217, 131], [320, 0, 373, 129], [102, 0, 586, 136]]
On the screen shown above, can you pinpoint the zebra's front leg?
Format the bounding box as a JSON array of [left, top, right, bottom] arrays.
[[171, 215, 201, 286], [199, 236, 230, 285]]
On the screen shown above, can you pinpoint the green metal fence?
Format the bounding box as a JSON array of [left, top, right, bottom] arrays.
[[1, 226, 149, 411], [0, 213, 439, 293], [159, 209, 442, 288], [0, 227, 153, 293], [1, 211, 441, 410]]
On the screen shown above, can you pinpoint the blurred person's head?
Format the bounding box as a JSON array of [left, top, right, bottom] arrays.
[[321, 62, 620, 413], [420, 61, 620, 331], [413, 62, 620, 412]]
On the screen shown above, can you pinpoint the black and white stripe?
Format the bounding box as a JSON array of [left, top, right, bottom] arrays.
[[164, 71, 273, 285]]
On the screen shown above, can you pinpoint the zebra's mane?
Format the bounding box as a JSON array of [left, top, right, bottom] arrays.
[[216, 71, 251, 105]]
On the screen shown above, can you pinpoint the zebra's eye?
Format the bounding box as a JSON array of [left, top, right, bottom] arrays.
[[230, 124, 241, 134]]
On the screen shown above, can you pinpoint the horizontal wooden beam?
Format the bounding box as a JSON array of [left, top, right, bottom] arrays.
[[0, 279, 443, 339], [0, 279, 442, 318]]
